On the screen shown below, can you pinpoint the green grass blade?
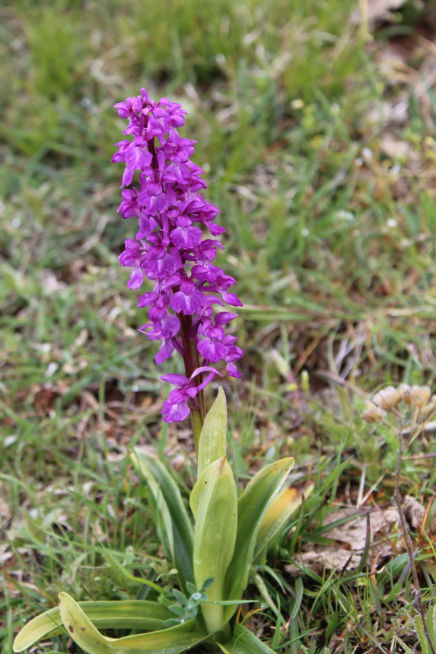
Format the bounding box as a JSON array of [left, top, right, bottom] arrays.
[[223, 458, 294, 621], [101, 550, 165, 595], [198, 387, 227, 477], [131, 450, 194, 590], [13, 599, 174, 652], [217, 623, 276, 653], [57, 593, 206, 654]]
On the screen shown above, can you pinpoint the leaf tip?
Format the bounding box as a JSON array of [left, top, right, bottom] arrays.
[[217, 385, 226, 403]]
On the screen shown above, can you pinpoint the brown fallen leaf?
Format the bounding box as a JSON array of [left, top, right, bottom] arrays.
[[286, 504, 408, 576], [32, 384, 58, 417], [403, 495, 425, 529]]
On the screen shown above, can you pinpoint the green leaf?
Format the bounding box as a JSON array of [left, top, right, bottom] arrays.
[[190, 456, 237, 634], [132, 452, 174, 560], [198, 387, 227, 477], [255, 483, 313, 560], [168, 605, 186, 618], [57, 592, 206, 654], [131, 449, 194, 591], [223, 458, 294, 621], [13, 599, 173, 652], [217, 623, 276, 653]]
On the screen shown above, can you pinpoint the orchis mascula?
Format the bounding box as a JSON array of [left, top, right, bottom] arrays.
[[13, 89, 304, 654], [112, 89, 243, 430]]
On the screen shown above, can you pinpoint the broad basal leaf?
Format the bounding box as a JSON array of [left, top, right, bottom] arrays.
[[58, 593, 206, 654], [223, 457, 294, 621], [190, 456, 237, 634], [13, 600, 172, 652]]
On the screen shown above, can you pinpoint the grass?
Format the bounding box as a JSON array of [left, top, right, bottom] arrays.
[[1, 0, 435, 652]]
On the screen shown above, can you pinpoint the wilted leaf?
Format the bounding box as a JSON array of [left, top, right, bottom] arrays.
[[255, 483, 313, 559]]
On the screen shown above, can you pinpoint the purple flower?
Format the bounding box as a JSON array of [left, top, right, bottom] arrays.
[[161, 367, 222, 423], [113, 89, 243, 422]]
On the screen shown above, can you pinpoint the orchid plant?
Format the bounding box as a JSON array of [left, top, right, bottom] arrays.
[[13, 90, 306, 654]]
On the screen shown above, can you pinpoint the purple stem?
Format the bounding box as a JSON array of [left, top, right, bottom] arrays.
[[149, 133, 205, 436], [180, 314, 205, 438]]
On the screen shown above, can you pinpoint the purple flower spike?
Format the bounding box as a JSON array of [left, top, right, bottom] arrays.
[[113, 88, 243, 422]]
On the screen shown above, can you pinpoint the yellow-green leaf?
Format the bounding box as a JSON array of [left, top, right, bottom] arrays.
[[58, 593, 206, 654], [198, 387, 227, 477], [13, 600, 173, 652], [191, 456, 237, 634], [255, 483, 313, 558]]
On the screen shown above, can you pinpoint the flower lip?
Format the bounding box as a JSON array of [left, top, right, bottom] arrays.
[[161, 366, 222, 386]]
